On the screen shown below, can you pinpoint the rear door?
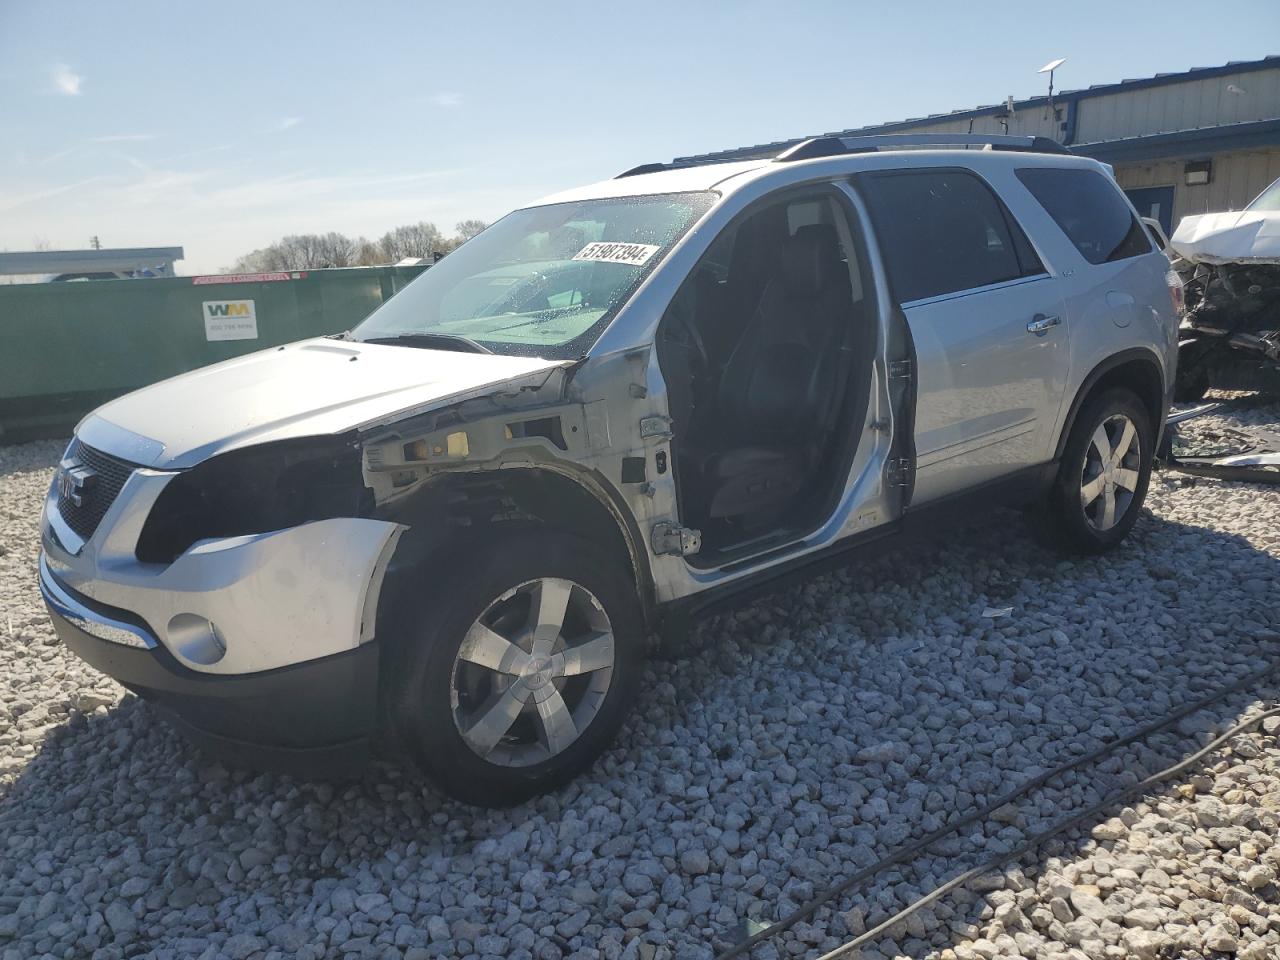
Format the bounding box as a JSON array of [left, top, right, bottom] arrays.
[[856, 168, 1070, 504]]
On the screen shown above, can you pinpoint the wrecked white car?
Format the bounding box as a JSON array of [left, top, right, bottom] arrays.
[[1170, 176, 1280, 399], [39, 134, 1179, 805]]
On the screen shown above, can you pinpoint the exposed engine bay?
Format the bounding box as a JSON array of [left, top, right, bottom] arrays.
[[1174, 260, 1280, 400], [1170, 181, 1280, 401]]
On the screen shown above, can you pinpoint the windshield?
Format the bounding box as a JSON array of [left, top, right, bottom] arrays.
[[1247, 176, 1280, 212], [352, 192, 716, 358]]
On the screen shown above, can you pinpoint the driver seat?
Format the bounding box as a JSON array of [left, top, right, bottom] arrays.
[[698, 223, 851, 520]]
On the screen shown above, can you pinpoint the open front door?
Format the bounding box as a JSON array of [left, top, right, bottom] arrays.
[[655, 185, 886, 567]]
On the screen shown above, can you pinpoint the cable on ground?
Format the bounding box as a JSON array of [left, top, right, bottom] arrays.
[[714, 652, 1280, 960], [817, 703, 1280, 959]]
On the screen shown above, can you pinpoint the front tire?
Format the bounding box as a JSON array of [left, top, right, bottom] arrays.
[[1031, 388, 1154, 555], [389, 529, 643, 806]]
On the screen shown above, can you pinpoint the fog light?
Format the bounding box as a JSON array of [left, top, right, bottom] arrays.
[[167, 614, 227, 665]]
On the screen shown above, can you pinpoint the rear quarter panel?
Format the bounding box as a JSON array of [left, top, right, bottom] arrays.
[[995, 159, 1178, 447], [1058, 249, 1178, 420]]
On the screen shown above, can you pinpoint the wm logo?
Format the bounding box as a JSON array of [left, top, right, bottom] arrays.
[[206, 302, 252, 317]]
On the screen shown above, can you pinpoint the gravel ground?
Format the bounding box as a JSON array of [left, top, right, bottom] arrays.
[[2, 399, 1279, 960]]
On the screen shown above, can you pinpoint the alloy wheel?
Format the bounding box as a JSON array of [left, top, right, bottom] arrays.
[[1079, 413, 1142, 531], [450, 577, 615, 768]]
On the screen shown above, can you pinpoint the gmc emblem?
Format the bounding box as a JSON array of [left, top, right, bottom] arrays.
[[57, 459, 97, 508]]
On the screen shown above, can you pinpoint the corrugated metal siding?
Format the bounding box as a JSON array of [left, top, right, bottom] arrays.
[[850, 108, 1064, 141], [1115, 148, 1280, 226], [678, 58, 1280, 169], [1078, 68, 1280, 142]]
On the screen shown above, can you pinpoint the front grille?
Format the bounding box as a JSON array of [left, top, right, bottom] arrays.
[[56, 439, 138, 542]]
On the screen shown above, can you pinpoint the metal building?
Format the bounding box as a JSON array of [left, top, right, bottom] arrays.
[[680, 56, 1280, 237], [0, 246, 184, 283]]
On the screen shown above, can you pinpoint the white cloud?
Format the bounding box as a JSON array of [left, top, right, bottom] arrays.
[[51, 64, 83, 96], [0, 159, 519, 273], [0, 178, 103, 214], [121, 168, 217, 203], [431, 92, 462, 108], [88, 134, 157, 143], [278, 117, 302, 130]]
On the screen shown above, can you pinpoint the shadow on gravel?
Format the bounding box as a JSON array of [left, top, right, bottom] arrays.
[[2, 478, 1278, 959], [0, 437, 64, 479]]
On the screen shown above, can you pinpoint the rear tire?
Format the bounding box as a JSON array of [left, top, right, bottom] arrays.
[[1030, 388, 1154, 555], [388, 529, 643, 806]]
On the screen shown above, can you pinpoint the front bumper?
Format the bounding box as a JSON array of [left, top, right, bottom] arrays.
[[41, 557, 378, 776], [42, 462, 404, 675], [38, 430, 407, 775]]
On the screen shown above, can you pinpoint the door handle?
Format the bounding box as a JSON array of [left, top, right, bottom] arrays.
[[1027, 313, 1060, 334]]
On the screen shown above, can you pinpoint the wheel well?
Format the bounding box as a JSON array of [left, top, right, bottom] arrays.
[[1056, 353, 1166, 458], [378, 467, 652, 623]]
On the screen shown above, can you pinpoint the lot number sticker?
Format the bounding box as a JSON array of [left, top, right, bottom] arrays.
[[203, 300, 259, 341], [571, 242, 659, 266]]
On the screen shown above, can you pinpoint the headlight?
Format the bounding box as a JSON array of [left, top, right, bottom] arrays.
[[135, 436, 372, 563]]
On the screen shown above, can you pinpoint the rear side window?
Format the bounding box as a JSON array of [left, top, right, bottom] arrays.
[[1016, 167, 1152, 264], [859, 169, 1044, 304]]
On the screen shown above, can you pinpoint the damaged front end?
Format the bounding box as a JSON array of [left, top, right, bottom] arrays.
[[1170, 183, 1280, 400], [1174, 260, 1280, 399], [352, 353, 651, 599]]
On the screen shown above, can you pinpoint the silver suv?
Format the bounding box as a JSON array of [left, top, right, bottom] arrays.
[[39, 134, 1180, 805]]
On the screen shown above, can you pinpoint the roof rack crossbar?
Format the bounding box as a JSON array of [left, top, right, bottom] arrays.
[[615, 133, 1069, 177], [775, 133, 1070, 161], [614, 153, 775, 178]]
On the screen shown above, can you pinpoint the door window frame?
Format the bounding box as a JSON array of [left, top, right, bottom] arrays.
[[654, 181, 878, 351], [655, 179, 885, 569], [852, 166, 1050, 309]]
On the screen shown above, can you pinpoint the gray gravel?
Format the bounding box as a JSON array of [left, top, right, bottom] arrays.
[[2, 399, 1279, 960]]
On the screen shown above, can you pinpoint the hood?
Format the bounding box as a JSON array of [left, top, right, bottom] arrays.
[[79, 338, 568, 469], [1170, 210, 1280, 265]]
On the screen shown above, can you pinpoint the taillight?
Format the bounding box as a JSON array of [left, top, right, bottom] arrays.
[[1166, 268, 1185, 316]]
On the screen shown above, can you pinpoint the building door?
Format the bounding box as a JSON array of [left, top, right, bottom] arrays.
[[1124, 186, 1175, 236]]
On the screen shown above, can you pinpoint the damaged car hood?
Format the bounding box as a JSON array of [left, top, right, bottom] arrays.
[[79, 338, 569, 469], [1170, 210, 1280, 265]]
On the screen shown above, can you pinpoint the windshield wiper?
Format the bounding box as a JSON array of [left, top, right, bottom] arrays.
[[358, 333, 493, 354]]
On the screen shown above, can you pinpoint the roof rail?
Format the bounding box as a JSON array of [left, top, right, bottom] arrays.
[[615, 162, 673, 178], [775, 133, 1071, 160], [615, 133, 1070, 177]]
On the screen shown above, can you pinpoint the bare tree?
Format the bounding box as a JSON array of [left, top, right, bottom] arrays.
[[229, 232, 361, 272], [354, 237, 384, 266], [227, 246, 275, 273], [226, 217, 488, 273], [312, 232, 359, 267], [377, 222, 445, 261]]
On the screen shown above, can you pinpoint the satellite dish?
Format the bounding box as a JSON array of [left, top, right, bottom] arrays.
[[1037, 57, 1067, 107]]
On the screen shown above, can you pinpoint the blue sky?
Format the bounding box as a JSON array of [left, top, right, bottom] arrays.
[[1, 0, 1276, 273]]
